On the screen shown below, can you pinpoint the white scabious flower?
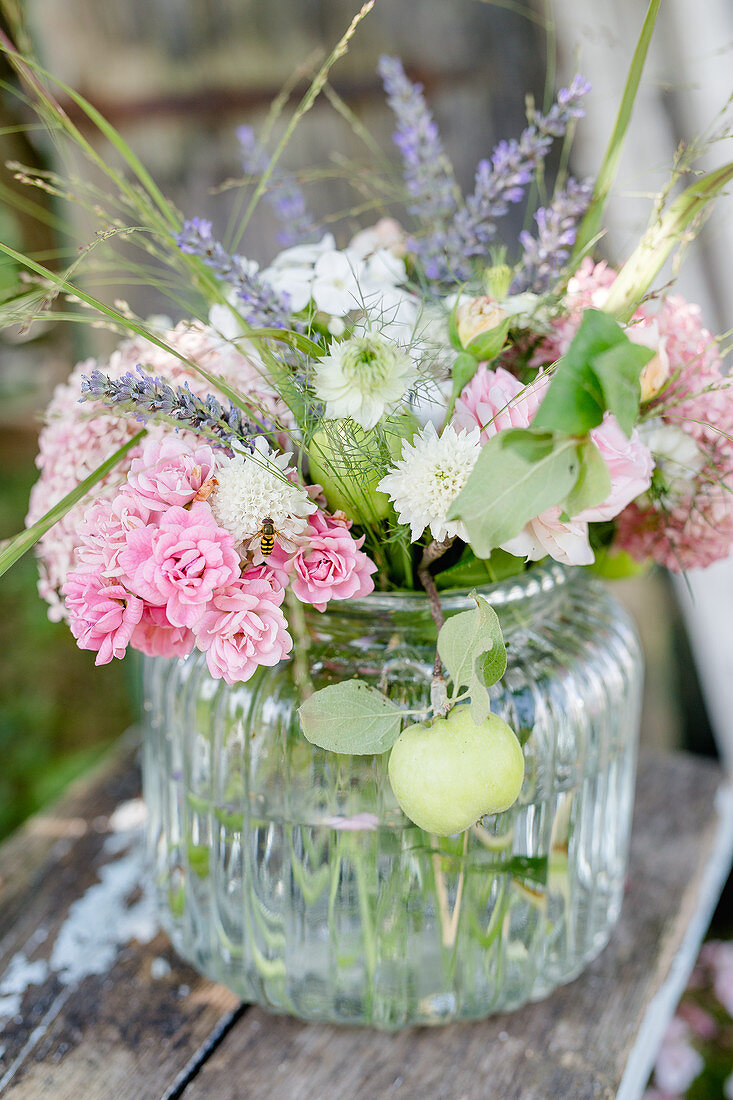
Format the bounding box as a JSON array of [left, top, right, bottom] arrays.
[[211, 439, 316, 558], [314, 332, 417, 430], [377, 422, 482, 543]]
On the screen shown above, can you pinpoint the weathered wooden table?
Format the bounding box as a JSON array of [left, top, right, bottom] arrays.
[[0, 738, 731, 1100]]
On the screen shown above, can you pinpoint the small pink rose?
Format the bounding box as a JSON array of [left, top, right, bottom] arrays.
[[119, 502, 240, 629], [127, 437, 217, 511], [62, 570, 143, 664], [289, 510, 377, 612], [195, 576, 292, 685]]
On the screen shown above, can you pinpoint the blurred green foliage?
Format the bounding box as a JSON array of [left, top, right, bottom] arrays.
[[0, 428, 133, 839]]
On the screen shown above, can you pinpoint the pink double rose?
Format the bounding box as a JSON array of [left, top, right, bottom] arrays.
[[119, 502, 240, 628], [289, 510, 377, 612]]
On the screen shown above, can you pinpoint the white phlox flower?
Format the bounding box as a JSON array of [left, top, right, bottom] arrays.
[[211, 438, 316, 560], [314, 332, 417, 430], [377, 422, 482, 542]]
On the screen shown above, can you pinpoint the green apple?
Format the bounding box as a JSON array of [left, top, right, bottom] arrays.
[[388, 707, 524, 836]]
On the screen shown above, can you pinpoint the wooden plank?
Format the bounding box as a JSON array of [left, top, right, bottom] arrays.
[[180, 752, 733, 1100], [0, 733, 240, 1099]]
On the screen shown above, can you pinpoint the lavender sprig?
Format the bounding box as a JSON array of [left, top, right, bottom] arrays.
[[176, 217, 292, 329], [80, 366, 260, 448], [237, 125, 316, 248], [378, 55, 461, 280], [454, 76, 592, 267], [512, 177, 594, 294]]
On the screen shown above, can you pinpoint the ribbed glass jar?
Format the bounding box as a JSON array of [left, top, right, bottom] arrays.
[[141, 563, 642, 1029]]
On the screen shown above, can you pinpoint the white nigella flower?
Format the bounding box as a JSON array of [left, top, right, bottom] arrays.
[[211, 438, 316, 559], [377, 422, 482, 542], [314, 332, 417, 430], [639, 418, 705, 503]]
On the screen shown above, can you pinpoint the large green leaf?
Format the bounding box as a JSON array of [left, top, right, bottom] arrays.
[[533, 309, 651, 437], [592, 341, 651, 436], [298, 680, 404, 755], [437, 594, 506, 694], [447, 429, 580, 557]]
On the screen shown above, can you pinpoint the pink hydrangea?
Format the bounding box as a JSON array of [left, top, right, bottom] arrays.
[[649, 295, 733, 460], [27, 321, 292, 618], [126, 437, 217, 511], [130, 605, 196, 660], [119, 502, 240, 628], [62, 571, 143, 665], [195, 576, 292, 685], [530, 258, 624, 367], [289, 510, 377, 612], [617, 486, 733, 572]]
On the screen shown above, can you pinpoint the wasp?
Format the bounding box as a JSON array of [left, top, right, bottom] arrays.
[[258, 517, 276, 557]]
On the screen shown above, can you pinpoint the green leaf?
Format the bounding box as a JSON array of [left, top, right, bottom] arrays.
[[451, 351, 480, 394], [592, 342, 652, 436], [533, 309, 652, 437], [533, 310, 624, 435], [447, 428, 580, 557], [437, 594, 507, 694], [434, 547, 524, 590], [0, 430, 145, 579], [572, 0, 663, 261], [561, 437, 611, 518], [298, 680, 404, 755]]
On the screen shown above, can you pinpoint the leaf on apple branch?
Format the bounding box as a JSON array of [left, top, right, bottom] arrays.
[[299, 680, 406, 755], [437, 593, 508, 721]]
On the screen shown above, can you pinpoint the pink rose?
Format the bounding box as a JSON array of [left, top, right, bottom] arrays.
[[289, 510, 377, 612], [501, 507, 594, 567], [119, 502, 240, 628], [126, 437, 217, 511], [75, 490, 153, 579], [130, 604, 196, 660], [195, 576, 292, 685], [62, 570, 143, 664], [576, 414, 653, 522], [241, 541, 292, 593]]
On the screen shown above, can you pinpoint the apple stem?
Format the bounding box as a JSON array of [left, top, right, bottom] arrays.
[[418, 537, 454, 714]]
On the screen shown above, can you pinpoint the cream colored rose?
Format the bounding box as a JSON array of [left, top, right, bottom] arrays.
[[456, 296, 509, 348]]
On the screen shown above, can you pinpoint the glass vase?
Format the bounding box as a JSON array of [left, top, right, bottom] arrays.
[[141, 563, 642, 1029]]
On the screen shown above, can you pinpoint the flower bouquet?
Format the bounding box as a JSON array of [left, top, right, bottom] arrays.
[[2, 2, 732, 1026]]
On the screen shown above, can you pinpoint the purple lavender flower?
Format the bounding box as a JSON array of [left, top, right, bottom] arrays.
[[378, 55, 462, 280], [80, 366, 261, 447], [176, 218, 292, 329], [512, 177, 594, 293], [237, 125, 316, 248], [454, 77, 591, 266]]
